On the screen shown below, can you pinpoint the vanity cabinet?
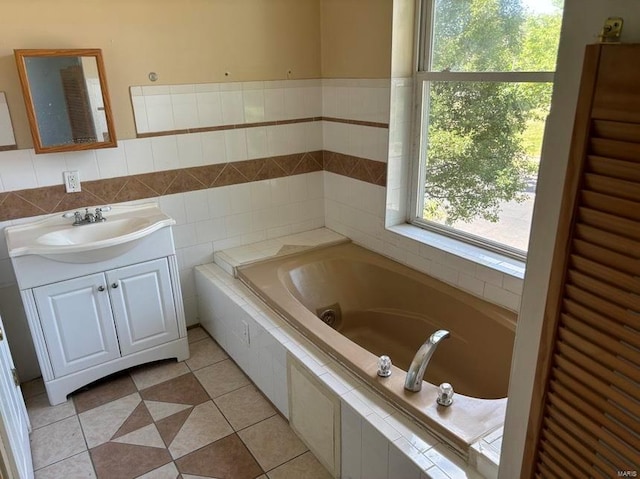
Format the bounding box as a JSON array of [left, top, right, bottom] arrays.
[[33, 272, 120, 377], [33, 258, 178, 378], [106, 259, 178, 356], [7, 211, 189, 406]]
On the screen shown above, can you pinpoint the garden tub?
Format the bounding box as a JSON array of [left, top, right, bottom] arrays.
[[237, 242, 516, 451]]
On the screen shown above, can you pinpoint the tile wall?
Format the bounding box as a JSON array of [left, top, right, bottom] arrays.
[[0, 77, 524, 381], [0, 79, 330, 381], [322, 79, 524, 312]]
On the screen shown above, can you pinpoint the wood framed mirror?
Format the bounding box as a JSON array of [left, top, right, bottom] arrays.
[[14, 49, 117, 154]]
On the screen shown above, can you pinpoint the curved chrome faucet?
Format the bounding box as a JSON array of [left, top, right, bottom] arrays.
[[404, 329, 450, 392]]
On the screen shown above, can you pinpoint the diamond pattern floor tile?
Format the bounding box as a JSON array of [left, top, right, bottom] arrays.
[[112, 423, 165, 449], [89, 442, 172, 479], [168, 400, 233, 459], [73, 372, 137, 414], [79, 393, 142, 449], [175, 434, 262, 479], [26, 332, 330, 479]]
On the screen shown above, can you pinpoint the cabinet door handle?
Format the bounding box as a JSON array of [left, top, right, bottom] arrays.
[[111, 283, 119, 289], [97, 285, 105, 292]]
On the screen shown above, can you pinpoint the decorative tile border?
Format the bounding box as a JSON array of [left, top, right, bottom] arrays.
[[0, 151, 385, 221], [321, 117, 389, 129], [323, 151, 386, 186], [136, 117, 389, 139]]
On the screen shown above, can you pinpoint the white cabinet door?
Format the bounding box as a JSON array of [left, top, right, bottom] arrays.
[[0, 315, 33, 479], [107, 258, 178, 356], [33, 273, 120, 377]]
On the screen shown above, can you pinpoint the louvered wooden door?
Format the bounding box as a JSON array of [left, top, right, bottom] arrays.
[[523, 44, 640, 478]]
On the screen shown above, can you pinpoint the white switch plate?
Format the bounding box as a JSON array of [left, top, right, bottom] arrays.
[[63, 171, 81, 193]]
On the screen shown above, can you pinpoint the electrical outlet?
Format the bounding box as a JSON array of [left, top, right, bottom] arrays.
[[63, 171, 81, 193], [241, 321, 250, 345]]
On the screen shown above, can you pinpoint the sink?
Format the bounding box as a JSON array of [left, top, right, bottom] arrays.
[[36, 218, 151, 246], [5, 203, 176, 263]]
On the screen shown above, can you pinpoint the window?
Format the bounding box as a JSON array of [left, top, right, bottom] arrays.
[[412, 0, 563, 259]]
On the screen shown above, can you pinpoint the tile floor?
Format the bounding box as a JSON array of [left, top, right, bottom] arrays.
[[23, 327, 332, 479]]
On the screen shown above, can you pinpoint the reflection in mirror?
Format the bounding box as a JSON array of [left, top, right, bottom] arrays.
[[14, 49, 116, 154], [0, 92, 17, 151]]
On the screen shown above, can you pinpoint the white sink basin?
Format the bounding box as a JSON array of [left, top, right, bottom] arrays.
[[5, 203, 176, 263]]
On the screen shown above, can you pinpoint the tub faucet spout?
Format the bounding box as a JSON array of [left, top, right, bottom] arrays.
[[404, 329, 450, 392]]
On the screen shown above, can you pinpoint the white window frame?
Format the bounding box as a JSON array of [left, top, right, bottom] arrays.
[[409, 0, 556, 261]]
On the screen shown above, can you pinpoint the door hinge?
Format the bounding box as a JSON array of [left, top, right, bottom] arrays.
[[11, 368, 19, 387], [598, 17, 624, 43]]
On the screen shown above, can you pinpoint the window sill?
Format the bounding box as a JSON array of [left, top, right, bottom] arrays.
[[387, 224, 526, 280]]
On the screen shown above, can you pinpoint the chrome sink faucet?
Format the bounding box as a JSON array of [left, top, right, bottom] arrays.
[[404, 329, 450, 392], [62, 206, 111, 226]]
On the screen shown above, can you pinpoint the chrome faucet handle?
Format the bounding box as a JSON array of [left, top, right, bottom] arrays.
[[377, 355, 392, 377], [62, 211, 84, 225], [437, 382, 454, 407], [95, 206, 111, 221]]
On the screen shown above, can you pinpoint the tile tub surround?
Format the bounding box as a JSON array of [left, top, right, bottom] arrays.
[[195, 260, 494, 479], [25, 327, 331, 479]]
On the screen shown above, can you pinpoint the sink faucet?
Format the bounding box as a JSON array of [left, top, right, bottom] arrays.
[[62, 206, 111, 226], [404, 329, 450, 392]]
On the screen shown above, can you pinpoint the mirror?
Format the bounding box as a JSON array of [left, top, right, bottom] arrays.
[[0, 92, 17, 151], [14, 49, 117, 154]]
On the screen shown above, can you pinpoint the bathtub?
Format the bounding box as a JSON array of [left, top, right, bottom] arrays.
[[237, 242, 516, 451]]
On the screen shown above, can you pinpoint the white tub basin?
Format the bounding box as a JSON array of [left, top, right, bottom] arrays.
[[5, 203, 176, 263]]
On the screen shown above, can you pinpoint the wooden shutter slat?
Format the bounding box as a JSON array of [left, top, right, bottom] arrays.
[[570, 255, 640, 294], [547, 406, 625, 475], [554, 345, 635, 397], [572, 239, 640, 276], [542, 434, 584, 477], [575, 224, 640, 258], [567, 270, 639, 312], [558, 327, 639, 382], [552, 367, 639, 435], [547, 393, 639, 467], [561, 314, 640, 365], [538, 446, 575, 479], [543, 418, 611, 475], [578, 207, 640, 241], [586, 156, 640, 182], [590, 138, 640, 162], [563, 299, 640, 349], [583, 173, 640, 202], [554, 355, 639, 419], [550, 379, 640, 449], [581, 191, 640, 221], [592, 119, 640, 143], [564, 287, 639, 330]]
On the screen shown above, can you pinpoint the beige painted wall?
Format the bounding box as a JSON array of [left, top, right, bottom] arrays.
[[320, 0, 393, 79], [0, 0, 321, 146]]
